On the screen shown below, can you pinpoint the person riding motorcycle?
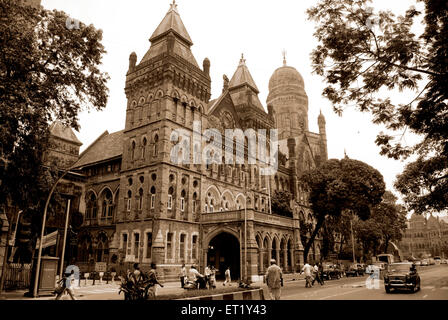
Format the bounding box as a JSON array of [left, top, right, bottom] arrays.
[[185, 265, 206, 289]]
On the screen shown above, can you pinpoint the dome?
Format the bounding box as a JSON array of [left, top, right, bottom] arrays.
[[268, 65, 305, 93]]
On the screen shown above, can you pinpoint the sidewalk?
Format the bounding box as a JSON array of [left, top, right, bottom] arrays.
[[0, 277, 302, 300]]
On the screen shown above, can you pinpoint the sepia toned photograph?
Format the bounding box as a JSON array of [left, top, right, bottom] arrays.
[[0, 0, 447, 311]]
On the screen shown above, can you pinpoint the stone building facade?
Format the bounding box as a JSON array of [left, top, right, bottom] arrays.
[[399, 214, 448, 259], [72, 3, 329, 281]]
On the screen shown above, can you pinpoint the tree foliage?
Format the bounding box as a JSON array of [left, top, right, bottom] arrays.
[[0, 0, 109, 211], [307, 0, 448, 214], [300, 158, 385, 262], [271, 190, 293, 217]]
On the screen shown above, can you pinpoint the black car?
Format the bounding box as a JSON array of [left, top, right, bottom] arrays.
[[346, 264, 364, 277], [384, 262, 421, 293], [321, 263, 342, 280]]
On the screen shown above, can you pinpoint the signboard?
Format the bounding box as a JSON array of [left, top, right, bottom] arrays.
[[35, 231, 59, 249], [95, 262, 107, 272]]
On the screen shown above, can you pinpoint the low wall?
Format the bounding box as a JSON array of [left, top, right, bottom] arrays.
[[178, 288, 265, 301]]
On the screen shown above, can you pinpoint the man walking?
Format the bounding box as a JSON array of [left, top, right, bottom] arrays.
[[147, 263, 164, 299], [312, 262, 323, 286], [223, 267, 231, 286], [204, 265, 212, 289], [180, 263, 186, 288], [302, 262, 313, 288], [265, 259, 283, 300]]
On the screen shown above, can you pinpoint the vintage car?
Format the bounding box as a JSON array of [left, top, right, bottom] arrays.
[[345, 264, 365, 277], [421, 259, 429, 266], [384, 262, 420, 293], [321, 263, 342, 280]]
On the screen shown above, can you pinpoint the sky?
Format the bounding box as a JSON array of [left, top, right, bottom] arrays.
[[40, 0, 430, 211]]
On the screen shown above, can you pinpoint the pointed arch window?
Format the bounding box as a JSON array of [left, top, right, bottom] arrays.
[[86, 193, 97, 220], [167, 186, 174, 210], [138, 188, 144, 211], [126, 190, 132, 212], [150, 186, 156, 209], [153, 135, 159, 157], [142, 137, 147, 159], [131, 141, 136, 160]]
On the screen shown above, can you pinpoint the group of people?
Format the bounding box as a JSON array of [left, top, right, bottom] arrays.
[[301, 262, 325, 288], [180, 264, 232, 289]]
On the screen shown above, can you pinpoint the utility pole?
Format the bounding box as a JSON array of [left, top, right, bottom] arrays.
[[350, 216, 356, 264]]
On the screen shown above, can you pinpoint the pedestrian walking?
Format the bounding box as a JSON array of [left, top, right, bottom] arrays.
[[180, 263, 186, 288], [301, 262, 313, 288], [265, 259, 283, 300], [318, 262, 325, 285], [55, 270, 76, 300], [312, 263, 323, 286], [204, 265, 212, 289], [223, 267, 231, 286], [209, 266, 217, 289], [147, 263, 164, 299]]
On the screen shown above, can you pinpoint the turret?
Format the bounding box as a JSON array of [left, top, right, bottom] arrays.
[[203, 58, 210, 77], [128, 52, 137, 73], [318, 110, 328, 161]]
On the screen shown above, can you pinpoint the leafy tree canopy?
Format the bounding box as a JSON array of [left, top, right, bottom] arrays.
[[0, 0, 109, 210], [307, 0, 448, 214], [271, 190, 293, 217], [300, 158, 385, 262]]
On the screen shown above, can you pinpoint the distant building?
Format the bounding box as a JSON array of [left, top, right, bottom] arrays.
[[399, 214, 448, 259]]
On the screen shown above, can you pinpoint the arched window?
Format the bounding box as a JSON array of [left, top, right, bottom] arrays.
[[142, 137, 147, 159], [101, 189, 113, 218], [150, 186, 156, 209], [131, 141, 136, 160], [126, 190, 132, 212], [138, 188, 144, 211], [153, 135, 159, 157], [180, 190, 186, 212], [192, 192, 198, 213], [86, 193, 97, 219], [167, 186, 174, 210]]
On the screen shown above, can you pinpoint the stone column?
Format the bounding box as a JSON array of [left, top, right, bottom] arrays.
[[283, 249, 288, 271]]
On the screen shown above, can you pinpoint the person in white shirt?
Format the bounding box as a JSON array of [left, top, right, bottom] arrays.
[[204, 265, 212, 288], [188, 265, 204, 288], [301, 262, 313, 288], [223, 267, 231, 286], [180, 263, 187, 288]]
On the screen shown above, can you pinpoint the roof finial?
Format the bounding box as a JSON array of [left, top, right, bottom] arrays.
[[344, 148, 349, 159], [240, 53, 246, 65], [282, 49, 287, 66], [169, 0, 178, 12]]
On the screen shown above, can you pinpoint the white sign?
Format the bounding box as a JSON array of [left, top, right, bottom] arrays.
[[35, 231, 58, 249]]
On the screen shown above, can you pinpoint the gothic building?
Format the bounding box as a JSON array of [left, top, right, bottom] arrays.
[[72, 3, 329, 281]]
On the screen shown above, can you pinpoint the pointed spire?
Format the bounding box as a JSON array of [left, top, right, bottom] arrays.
[[149, 0, 193, 45], [229, 54, 259, 93], [282, 49, 287, 66], [344, 148, 349, 159]]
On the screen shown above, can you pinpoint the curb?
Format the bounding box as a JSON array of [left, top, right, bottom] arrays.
[[177, 288, 265, 301]]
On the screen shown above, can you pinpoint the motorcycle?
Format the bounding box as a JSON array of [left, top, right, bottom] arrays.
[[184, 275, 207, 290]]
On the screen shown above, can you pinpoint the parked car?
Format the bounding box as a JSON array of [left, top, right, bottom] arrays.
[[384, 262, 421, 293], [414, 260, 422, 266], [321, 263, 342, 280], [421, 259, 429, 266], [346, 264, 365, 277], [441, 259, 448, 264], [434, 256, 441, 265], [428, 258, 435, 265]]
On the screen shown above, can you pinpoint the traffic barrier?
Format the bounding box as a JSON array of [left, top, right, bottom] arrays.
[[178, 288, 265, 300]]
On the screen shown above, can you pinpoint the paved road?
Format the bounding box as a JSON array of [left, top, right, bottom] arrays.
[[275, 264, 448, 300]]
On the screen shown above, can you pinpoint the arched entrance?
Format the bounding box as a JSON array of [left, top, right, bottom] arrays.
[[207, 232, 240, 280]]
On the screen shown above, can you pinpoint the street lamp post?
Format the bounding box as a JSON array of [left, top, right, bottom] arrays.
[[33, 166, 73, 297], [59, 198, 71, 279], [350, 217, 356, 264]]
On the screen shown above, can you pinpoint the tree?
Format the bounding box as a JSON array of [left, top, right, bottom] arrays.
[[271, 190, 293, 217], [0, 1, 108, 212], [300, 158, 385, 262], [371, 191, 407, 252], [307, 0, 448, 214]]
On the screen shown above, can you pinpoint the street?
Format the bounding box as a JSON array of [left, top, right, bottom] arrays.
[[30, 264, 448, 300], [279, 264, 448, 300]]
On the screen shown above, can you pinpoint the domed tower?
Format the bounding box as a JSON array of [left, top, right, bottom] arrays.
[[267, 55, 309, 140]]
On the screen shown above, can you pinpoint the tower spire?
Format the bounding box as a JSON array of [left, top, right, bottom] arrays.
[[282, 49, 287, 66]]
